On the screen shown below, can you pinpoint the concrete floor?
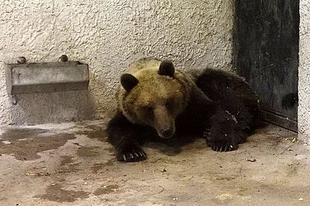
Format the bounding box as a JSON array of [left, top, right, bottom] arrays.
[[0, 120, 309, 206]]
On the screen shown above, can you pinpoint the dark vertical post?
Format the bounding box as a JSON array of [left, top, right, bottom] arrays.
[[233, 0, 299, 131]]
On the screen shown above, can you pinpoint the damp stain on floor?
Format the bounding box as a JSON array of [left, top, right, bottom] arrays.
[[0, 128, 75, 160], [93, 184, 119, 196], [34, 184, 90, 203], [0, 121, 309, 206]]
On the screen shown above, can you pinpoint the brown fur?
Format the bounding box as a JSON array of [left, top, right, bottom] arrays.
[[107, 58, 258, 162], [117, 58, 195, 137]]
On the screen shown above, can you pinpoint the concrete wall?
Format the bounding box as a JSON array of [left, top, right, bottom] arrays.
[[0, 0, 234, 125], [299, 0, 310, 143]]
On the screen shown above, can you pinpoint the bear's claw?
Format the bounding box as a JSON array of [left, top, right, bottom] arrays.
[[117, 144, 147, 162], [210, 141, 238, 152], [206, 137, 239, 152], [205, 128, 243, 152]]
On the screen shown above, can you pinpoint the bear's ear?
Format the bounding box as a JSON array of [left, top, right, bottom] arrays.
[[158, 60, 175, 77], [121, 74, 139, 92]]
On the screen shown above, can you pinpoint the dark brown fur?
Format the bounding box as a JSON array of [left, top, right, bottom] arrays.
[[107, 59, 259, 162]]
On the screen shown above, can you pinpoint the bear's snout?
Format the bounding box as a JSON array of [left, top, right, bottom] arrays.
[[160, 128, 174, 138], [153, 106, 176, 139], [157, 125, 175, 139]]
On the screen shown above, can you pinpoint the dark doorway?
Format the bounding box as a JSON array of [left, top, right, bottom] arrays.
[[233, 0, 299, 131]]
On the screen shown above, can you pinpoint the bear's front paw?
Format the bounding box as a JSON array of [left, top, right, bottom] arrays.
[[208, 139, 239, 152], [117, 144, 147, 162], [206, 133, 241, 152]]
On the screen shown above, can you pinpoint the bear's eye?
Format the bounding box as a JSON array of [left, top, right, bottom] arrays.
[[144, 106, 153, 115], [165, 102, 171, 109], [165, 100, 173, 109]]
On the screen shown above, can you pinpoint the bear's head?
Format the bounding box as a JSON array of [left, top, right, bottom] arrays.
[[118, 60, 192, 139]]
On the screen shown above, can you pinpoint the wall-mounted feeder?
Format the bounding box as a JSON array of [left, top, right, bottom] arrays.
[[6, 61, 89, 94]]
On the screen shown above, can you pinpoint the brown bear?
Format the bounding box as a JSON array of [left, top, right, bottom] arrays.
[[107, 58, 259, 162]]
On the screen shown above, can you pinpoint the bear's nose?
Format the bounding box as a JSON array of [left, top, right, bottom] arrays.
[[161, 128, 173, 138]]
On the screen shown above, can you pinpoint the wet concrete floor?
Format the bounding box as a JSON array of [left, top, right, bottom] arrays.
[[0, 120, 309, 206]]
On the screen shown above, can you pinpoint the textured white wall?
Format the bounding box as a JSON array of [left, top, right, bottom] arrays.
[[299, 0, 310, 143], [0, 0, 234, 125]]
